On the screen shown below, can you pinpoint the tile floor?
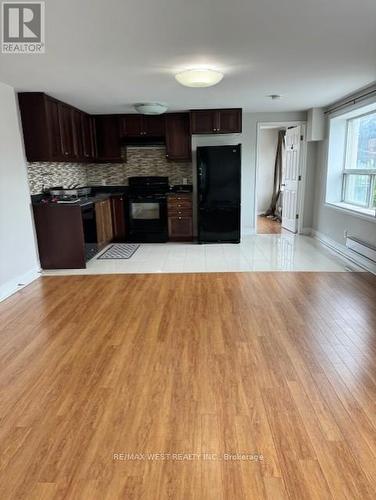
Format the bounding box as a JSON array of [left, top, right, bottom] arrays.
[[44, 234, 360, 275]]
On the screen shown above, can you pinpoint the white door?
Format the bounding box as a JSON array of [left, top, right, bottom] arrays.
[[282, 126, 301, 233]]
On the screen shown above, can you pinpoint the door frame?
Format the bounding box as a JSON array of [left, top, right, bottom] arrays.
[[255, 121, 308, 234]]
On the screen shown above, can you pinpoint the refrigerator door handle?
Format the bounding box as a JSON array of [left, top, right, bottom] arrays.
[[198, 162, 207, 204]]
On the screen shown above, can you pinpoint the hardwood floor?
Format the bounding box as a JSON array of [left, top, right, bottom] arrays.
[[257, 216, 282, 234], [0, 272, 375, 499]]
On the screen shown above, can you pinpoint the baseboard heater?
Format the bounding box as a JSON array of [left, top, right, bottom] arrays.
[[346, 236, 376, 264]]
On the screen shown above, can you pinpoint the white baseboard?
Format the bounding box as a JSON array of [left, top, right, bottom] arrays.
[[300, 227, 312, 236], [311, 229, 376, 274], [0, 267, 41, 302]]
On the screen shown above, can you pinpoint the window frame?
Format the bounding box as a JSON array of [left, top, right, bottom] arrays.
[[341, 110, 376, 210]]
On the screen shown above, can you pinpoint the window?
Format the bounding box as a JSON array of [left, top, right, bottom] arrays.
[[326, 104, 376, 218], [342, 111, 376, 209]]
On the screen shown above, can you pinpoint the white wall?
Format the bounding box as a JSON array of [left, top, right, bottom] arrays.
[[256, 128, 278, 214], [192, 111, 307, 236], [0, 82, 39, 301], [303, 141, 317, 230]]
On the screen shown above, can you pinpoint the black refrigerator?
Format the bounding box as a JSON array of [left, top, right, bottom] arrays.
[[197, 144, 241, 243]]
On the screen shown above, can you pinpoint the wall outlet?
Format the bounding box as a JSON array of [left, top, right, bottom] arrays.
[[182, 178, 188, 185], [102, 179, 107, 186], [344, 230, 348, 239]]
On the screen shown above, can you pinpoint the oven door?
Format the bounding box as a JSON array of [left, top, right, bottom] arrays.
[[128, 196, 168, 242], [131, 201, 160, 220]]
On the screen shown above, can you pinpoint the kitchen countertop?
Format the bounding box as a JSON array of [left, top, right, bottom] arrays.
[[31, 184, 193, 207], [32, 193, 112, 208]]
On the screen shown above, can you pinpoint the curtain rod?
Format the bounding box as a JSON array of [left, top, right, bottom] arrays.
[[325, 87, 376, 115]]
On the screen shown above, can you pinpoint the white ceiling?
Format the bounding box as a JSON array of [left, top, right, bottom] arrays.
[[0, 0, 375, 114]]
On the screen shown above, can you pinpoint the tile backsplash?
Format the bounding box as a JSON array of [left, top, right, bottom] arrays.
[[27, 162, 88, 195], [87, 146, 192, 186], [27, 146, 193, 195]]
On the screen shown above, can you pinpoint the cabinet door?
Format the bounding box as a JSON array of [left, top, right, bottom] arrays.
[[58, 103, 75, 160], [95, 115, 122, 162], [33, 205, 86, 269], [45, 98, 64, 160], [95, 199, 113, 247], [190, 110, 217, 134], [168, 217, 193, 241], [165, 113, 191, 161], [89, 115, 97, 159], [120, 115, 143, 137], [111, 196, 125, 241], [103, 199, 114, 242], [71, 109, 83, 160], [81, 113, 95, 161], [144, 115, 165, 136], [218, 109, 242, 133]]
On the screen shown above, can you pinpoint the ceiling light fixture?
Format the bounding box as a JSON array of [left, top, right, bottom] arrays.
[[267, 94, 282, 100], [134, 103, 168, 115], [175, 69, 224, 88]]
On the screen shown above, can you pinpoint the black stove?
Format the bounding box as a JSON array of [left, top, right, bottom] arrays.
[[127, 176, 169, 243], [128, 176, 169, 196]]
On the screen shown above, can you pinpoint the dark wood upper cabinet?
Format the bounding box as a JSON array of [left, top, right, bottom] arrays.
[[217, 109, 242, 133], [120, 114, 142, 137], [190, 108, 242, 134], [81, 113, 96, 160], [58, 103, 76, 160], [190, 110, 217, 134], [18, 93, 63, 162], [165, 113, 191, 162], [120, 114, 165, 137], [18, 92, 97, 163], [45, 97, 64, 161], [144, 115, 165, 136], [94, 115, 123, 163], [71, 108, 84, 160]]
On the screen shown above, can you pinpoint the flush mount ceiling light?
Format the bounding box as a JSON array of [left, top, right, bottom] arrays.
[[175, 69, 224, 88], [267, 94, 282, 100], [134, 103, 168, 115]]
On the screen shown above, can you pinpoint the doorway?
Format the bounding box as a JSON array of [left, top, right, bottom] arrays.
[[255, 122, 307, 235], [256, 127, 283, 234]]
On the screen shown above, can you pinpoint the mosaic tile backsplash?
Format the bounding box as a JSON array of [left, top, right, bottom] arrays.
[[27, 146, 193, 195], [86, 147, 192, 187], [28, 162, 87, 195]]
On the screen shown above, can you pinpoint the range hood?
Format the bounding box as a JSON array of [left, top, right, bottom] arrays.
[[123, 137, 166, 147]]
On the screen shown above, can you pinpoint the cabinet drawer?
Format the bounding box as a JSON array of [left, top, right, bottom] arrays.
[[168, 197, 192, 208], [168, 194, 192, 202], [168, 207, 192, 217], [168, 201, 192, 211]]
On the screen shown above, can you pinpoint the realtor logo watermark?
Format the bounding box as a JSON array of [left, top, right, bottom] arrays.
[[2, 2, 45, 53]]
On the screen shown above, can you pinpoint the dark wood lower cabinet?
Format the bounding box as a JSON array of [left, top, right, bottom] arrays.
[[95, 199, 113, 248], [33, 205, 86, 269], [168, 217, 193, 241], [168, 193, 193, 241], [110, 195, 126, 242]]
